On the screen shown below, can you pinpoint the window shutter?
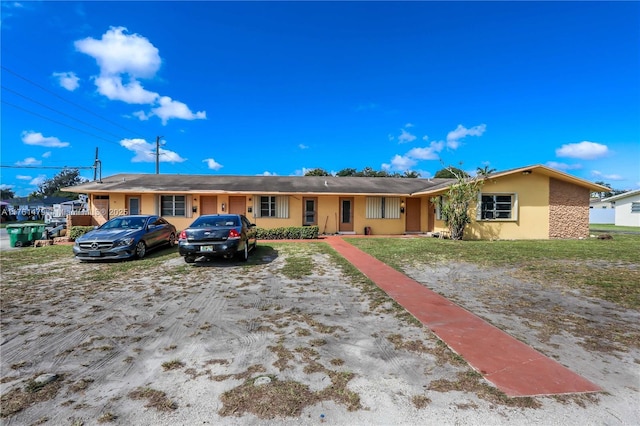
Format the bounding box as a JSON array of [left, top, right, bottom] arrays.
[[386, 197, 401, 219], [476, 192, 482, 221], [254, 195, 261, 218], [186, 196, 193, 218], [276, 196, 289, 218], [512, 193, 518, 221], [366, 197, 382, 219]]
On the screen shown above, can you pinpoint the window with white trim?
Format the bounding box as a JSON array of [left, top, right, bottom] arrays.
[[477, 193, 518, 220], [366, 197, 400, 219], [255, 195, 289, 218], [160, 195, 189, 217]]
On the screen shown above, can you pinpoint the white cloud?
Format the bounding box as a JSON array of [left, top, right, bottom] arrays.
[[16, 157, 41, 166], [75, 26, 161, 78], [16, 175, 32, 180], [132, 110, 151, 121], [120, 138, 186, 163], [41, 151, 52, 158], [446, 124, 486, 149], [21, 131, 69, 148], [298, 144, 309, 150], [75, 26, 206, 123], [406, 141, 445, 160], [545, 161, 582, 171], [52, 71, 80, 91], [556, 141, 609, 160], [203, 158, 223, 170], [260, 171, 278, 176], [382, 155, 417, 171], [404, 123, 414, 128], [94, 75, 159, 104], [0, 184, 13, 190], [151, 96, 206, 125], [29, 174, 47, 186], [397, 129, 417, 144], [383, 123, 486, 171], [591, 170, 624, 181]]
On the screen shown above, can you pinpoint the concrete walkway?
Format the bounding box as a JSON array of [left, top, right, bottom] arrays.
[[326, 236, 601, 397]]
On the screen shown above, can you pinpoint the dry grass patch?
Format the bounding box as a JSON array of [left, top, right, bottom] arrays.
[[161, 359, 185, 371], [0, 374, 64, 418], [128, 387, 177, 412], [428, 370, 541, 408], [411, 394, 431, 409]]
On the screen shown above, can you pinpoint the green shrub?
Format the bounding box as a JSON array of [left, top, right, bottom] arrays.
[[69, 226, 95, 241], [256, 226, 319, 240]]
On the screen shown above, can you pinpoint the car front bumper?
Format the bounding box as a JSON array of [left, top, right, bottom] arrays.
[[73, 244, 137, 260]]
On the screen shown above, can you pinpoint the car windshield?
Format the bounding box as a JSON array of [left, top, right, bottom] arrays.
[[101, 217, 146, 229], [191, 216, 239, 228]]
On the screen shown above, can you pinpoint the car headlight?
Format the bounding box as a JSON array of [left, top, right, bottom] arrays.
[[115, 238, 135, 247]]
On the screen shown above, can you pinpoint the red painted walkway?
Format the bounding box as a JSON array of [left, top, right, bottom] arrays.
[[326, 236, 601, 397]]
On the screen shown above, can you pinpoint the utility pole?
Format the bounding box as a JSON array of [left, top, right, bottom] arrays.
[[155, 136, 163, 174]]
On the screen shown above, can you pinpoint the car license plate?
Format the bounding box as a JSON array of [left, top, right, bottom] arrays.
[[89, 250, 101, 257], [201, 246, 213, 252]]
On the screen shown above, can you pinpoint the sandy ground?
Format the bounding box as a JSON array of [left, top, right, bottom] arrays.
[[1, 243, 639, 425]]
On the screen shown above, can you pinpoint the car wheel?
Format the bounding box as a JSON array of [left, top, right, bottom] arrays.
[[135, 241, 147, 259], [168, 232, 176, 247], [238, 243, 249, 262], [184, 255, 195, 264]]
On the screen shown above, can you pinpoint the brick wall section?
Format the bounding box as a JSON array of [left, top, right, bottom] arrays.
[[548, 178, 590, 239]]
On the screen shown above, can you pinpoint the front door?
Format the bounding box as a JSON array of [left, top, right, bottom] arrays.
[[405, 198, 421, 232], [303, 197, 317, 226], [229, 196, 246, 215], [93, 196, 109, 225], [128, 197, 140, 215], [201, 196, 218, 215], [339, 197, 354, 232]]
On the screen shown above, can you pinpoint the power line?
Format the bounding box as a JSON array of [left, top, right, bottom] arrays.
[[1, 99, 122, 147], [1, 65, 148, 139], [1, 85, 126, 141]]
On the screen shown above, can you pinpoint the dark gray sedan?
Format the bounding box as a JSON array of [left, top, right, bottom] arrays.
[[73, 215, 176, 261], [178, 214, 257, 263]]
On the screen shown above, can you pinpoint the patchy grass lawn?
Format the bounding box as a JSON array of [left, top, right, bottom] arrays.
[[346, 234, 640, 309]]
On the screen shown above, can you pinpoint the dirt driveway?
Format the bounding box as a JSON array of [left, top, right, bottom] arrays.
[[1, 242, 639, 425]]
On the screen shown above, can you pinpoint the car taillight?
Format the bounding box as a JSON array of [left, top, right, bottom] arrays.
[[228, 229, 241, 239], [179, 230, 187, 240]]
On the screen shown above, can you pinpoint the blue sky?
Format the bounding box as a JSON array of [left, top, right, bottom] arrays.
[[1, 1, 639, 197]]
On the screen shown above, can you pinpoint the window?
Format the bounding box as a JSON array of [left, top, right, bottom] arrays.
[[255, 195, 289, 218], [478, 193, 517, 221], [366, 197, 400, 219], [632, 202, 640, 213], [161, 195, 186, 216]]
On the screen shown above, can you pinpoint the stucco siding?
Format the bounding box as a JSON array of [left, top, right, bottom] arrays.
[[549, 178, 590, 238], [466, 173, 550, 240]]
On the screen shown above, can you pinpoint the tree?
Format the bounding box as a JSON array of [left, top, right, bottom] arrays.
[[476, 165, 496, 177], [336, 168, 357, 177], [304, 168, 331, 176], [431, 167, 484, 240], [434, 167, 469, 179], [403, 170, 420, 178], [1, 188, 15, 200], [29, 169, 87, 199]]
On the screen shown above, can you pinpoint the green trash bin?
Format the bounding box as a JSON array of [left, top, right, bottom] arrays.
[[28, 224, 47, 242], [6, 224, 31, 247]]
